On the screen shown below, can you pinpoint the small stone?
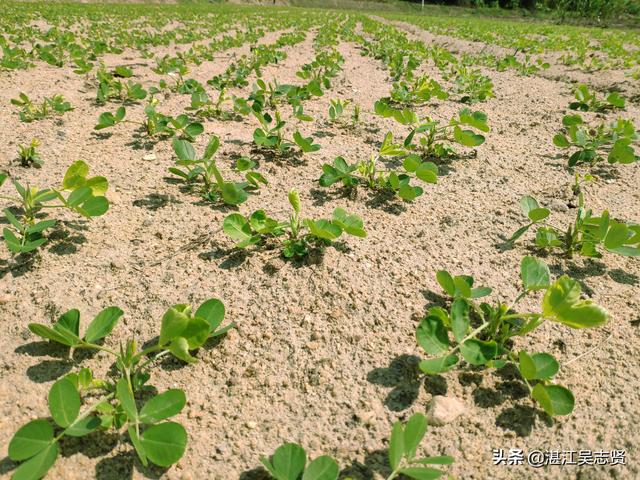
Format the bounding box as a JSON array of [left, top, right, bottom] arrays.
[[426, 396, 466, 426], [357, 410, 377, 426], [143, 153, 156, 161], [246, 421, 257, 429], [548, 199, 568, 213]]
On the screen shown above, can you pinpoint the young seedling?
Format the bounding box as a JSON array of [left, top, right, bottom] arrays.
[[252, 109, 320, 155], [17, 139, 43, 168], [569, 84, 625, 112], [389, 75, 448, 105], [319, 133, 437, 202], [95, 103, 203, 141], [170, 135, 266, 205], [451, 66, 494, 103], [10, 299, 234, 478], [223, 189, 366, 258], [0, 161, 109, 254], [260, 443, 339, 480], [553, 114, 639, 167], [417, 257, 609, 416], [328, 98, 350, 122], [375, 101, 489, 160], [386, 413, 454, 480], [95, 64, 147, 105], [11, 93, 73, 122], [508, 195, 640, 258]]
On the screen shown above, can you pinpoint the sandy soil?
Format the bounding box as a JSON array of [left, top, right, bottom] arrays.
[[0, 13, 639, 480]]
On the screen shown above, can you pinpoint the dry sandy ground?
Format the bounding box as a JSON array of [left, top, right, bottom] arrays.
[[0, 14, 639, 480]]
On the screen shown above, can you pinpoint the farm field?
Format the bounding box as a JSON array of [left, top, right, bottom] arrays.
[[0, 2, 639, 480]]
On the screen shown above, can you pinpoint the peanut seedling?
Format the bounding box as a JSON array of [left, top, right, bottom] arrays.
[[417, 257, 609, 416], [17, 139, 43, 168], [0, 161, 109, 254], [9, 299, 234, 479], [223, 189, 366, 258], [375, 101, 489, 159], [170, 135, 266, 205], [319, 133, 437, 202], [11, 92, 73, 123], [553, 114, 639, 167], [569, 84, 625, 112], [509, 195, 640, 258]]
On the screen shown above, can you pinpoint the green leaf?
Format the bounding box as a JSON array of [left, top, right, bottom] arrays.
[[128, 425, 147, 466], [453, 126, 484, 147], [415, 162, 438, 184], [159, 306, 190, 346], [418, 354, 459, 374], [531, 383, 574, 416], [306, 219, 342, 241], [220, 182, 248, 205], [397, 467, 445, 480], [116, 377, 138, 421], [389, 421, 404, 470], [28, 324, 74, 347], [139, 390, 186, 424], [8, 420, 54, 461], [332, 208, 366, 237], [81, 196, 109, 217], [173, 139, 196, 161], [84, 307, 123, 343], [302, 456, 339, 480], [64, 416, 101, 437], [223, 213, 252, 244], [416, 315, 449, 355], [415, 455, 454, 465], [168, 336, 197, 363], [459, 339, 497, 366], [553, 134, 571, 148], [542, 276, 609, 328], [195, 299, 225, 333], [141, 422, 187, 467], [608, 140, 635, 165], [435, 270, 455, 296], [403, 413, 427, 461], [11, 442, 58, 480], [604, 222, 631, 250], [518, 351, 559, 380], [62, 161, 89, 190], [520, 256, 550, 291], [48, 378, 80, 428], [263, 443, 306, 480], [450, 299, 470, 342]]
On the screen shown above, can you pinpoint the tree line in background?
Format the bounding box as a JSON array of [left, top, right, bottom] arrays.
[[407, 0, 640, 18]]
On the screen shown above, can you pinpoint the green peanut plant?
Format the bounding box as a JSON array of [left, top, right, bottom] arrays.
[[260, 443, 339, 480], [386, 413, 454, 480], [95, 64, 147, 105], [170, 135, 266, 205], [375, 101, 488, 159], [452, 66, 494, 104], [259, 413, 453, 480], [95, 103, 203, 141], [569, 84, 625, 112], [0, 161, 109, 254], [9, 299, 234, 479], [223, 189, 366, 258], [553, 114, 639, 167], [17, 139, 43, 168], [508, 195, 640, 258], [417, 257, 609, 417], [11, 93, 73, 123], [318, 133, 437, 202], [389, 75, 448, 105], [252, 109, 320, 155]]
